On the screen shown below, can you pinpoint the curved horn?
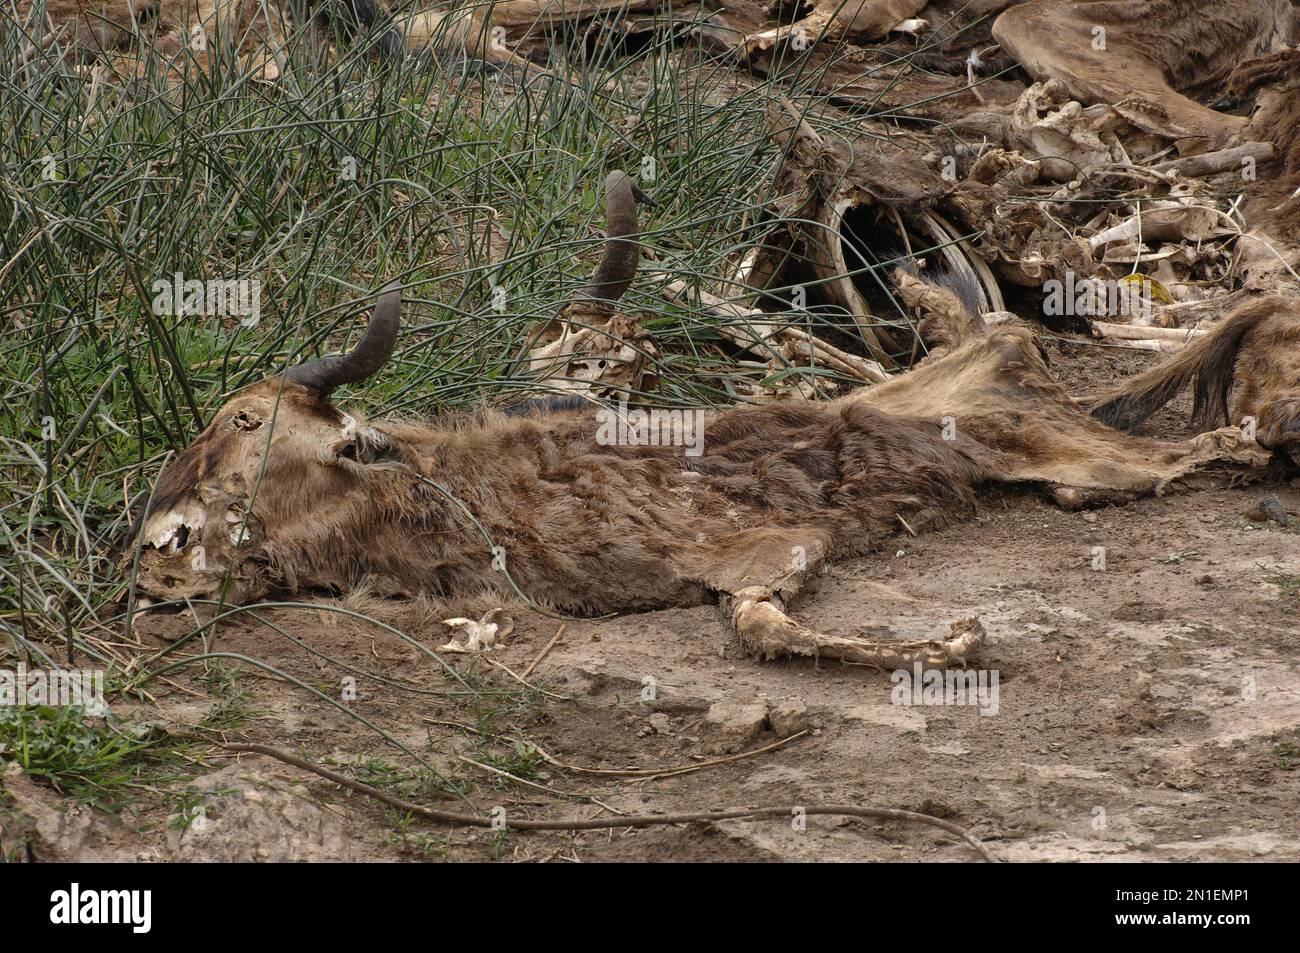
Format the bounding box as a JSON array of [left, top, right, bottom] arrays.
[[286, 283, 401, 395], [580, 171, 653, 304]]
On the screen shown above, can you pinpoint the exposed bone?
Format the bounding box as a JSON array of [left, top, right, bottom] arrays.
[[662, 279, 889, 388], [993, 0, 1291, 149], [821, 196, 907, 363], [1089, 201, 1230, 250], [525, 310, 659, 395], [398, 0, 656, 77], [726, 584, 986, 670], [526, 171, 658, 396], [760, 96, 1013, 364], [1150, 142, 1277, 177], [1009, 81, 1134, 182], [917, 210, 1006, 314], [739, 0, 927, 57], [1099, 337, 1184, 353], [1090, 321, 1208, 342], [439, 609, 515, 654], [890, 18, 927, 37]]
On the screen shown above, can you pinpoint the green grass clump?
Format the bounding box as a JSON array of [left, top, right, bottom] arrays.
[[0, 704, 161, 805]]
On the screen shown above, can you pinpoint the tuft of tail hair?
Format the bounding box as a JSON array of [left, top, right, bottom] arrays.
[[1088, 299, 1275, 432], [926, 264, 984, 328], [895, 259, 984, 318]]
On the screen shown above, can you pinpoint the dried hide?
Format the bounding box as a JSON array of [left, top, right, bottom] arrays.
[[9, 0, 400, 77], [739, 0, 928, 56], [11, 0, 290, 78], [1090, 295, 1300, 465], [853, 320, 1268, 507], [993, 0, 1294, 151], [397, 0, 657, 75], [1229, 49, 1300, 294]]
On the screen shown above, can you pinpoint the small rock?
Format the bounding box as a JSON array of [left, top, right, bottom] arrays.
[[1196, 574, 1215, 586], [167, 765, 357, 862], [769, 698, 809, 736], [702, 700, 769, 754], [1244, 494, 1289, 526]]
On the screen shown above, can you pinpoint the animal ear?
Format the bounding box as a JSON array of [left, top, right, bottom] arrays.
[[335, 427, 403, 467]]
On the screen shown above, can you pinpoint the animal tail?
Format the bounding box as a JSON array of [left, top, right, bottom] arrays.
[[1088, 298, 1276, 431], [893, 260, 987, 353]]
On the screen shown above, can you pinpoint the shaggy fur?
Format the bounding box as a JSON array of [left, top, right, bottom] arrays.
[[136, 378, 998, 610], [1231, 48, 1300, 249]]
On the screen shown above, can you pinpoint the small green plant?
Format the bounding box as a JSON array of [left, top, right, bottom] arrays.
[[198, 662, 251, 729], [1264, 570, 1300, 614], [0, 705, 159, 806], [1228, 518, 1300, 536], [349, 756, 467, 801], [1273, 731, 1300, 770], [473, 741, 549, 786]]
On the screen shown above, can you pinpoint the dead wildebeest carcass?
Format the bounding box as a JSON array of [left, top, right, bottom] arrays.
[[128, 224, 1274, 673]]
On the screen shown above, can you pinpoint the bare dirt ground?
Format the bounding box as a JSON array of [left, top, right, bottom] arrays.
[[5, 336, 1298, 864]]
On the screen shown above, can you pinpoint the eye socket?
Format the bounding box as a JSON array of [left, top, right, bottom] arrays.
[[231, 411, 263, 432]]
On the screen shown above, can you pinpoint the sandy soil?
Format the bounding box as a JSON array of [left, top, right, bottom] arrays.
[[5, 336, 1298, 864]]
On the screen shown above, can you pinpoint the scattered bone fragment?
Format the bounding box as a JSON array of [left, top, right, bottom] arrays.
[[439, 609, 515, 653]]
